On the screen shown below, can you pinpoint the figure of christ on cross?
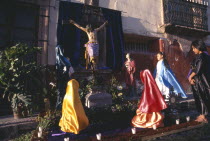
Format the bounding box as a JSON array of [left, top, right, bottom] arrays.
[[69, 20, 108, 70]]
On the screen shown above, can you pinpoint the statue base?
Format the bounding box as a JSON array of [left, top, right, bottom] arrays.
[[85, 92, 112, 108], [74, 69, 113, 108]]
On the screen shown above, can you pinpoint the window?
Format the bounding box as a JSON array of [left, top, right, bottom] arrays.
[[125, 41, 149, 53], [0, 1, 39, 49], [124, 34, 158, 53]]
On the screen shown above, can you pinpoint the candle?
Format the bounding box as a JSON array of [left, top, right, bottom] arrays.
[[64, 137, 69, 141], [96, 133, 101, 140], [38, 131, 42, 138], [176, 119, 180, 125], [39, 127, 43, 132], [152, 124, 157, 130], [131, 127, 136, 134], [186, 116, 190, 122]]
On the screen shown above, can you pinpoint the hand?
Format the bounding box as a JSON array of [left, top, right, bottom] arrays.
[[69, 20, 74, 24], [190, 79, 195, 85], [105, 21, 108, 24], [188, 77, 192, 83]]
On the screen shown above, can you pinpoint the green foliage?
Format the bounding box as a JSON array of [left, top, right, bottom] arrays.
[[85, 75, 103, 91], [31, 66, 58, 110], [14, 111, 60, 141], [47, 81, 57, 110], [79, 75, 126, 105], [84, 75, 96, 93], [0, 44, 41, 113], [11, 94, 32, 115], [0, 44, 58, 113], [107, 76, 124, 103], [14, 131, 34, 141], [79, 79, 90, 102], [79, 74, 104, 102], [111, 101, 136, 113], [37, 110, 61, 131]]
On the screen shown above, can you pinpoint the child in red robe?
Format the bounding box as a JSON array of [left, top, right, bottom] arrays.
[[131, 69, 167, 128]]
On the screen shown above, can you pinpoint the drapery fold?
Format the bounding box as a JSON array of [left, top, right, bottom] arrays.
[[59, 79, 89, 134], [131, 69, 167, 128]]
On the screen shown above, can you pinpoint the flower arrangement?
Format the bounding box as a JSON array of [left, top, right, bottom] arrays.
[[107, 76, 126, 104]]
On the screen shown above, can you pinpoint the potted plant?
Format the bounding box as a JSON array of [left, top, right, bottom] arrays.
[[0, 44, 41, 119], [11, 94, 32, 119]]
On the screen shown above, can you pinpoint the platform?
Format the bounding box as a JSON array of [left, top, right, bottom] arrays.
[[0, 93, 197, 141]]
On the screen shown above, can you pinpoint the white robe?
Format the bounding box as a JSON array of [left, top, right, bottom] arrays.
[[155, 60, 170, 98]]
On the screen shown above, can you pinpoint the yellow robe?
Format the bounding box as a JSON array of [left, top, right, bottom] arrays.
[[59, 79, 89, 134]]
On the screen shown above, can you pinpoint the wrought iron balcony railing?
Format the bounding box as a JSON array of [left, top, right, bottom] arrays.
[[163, 0, 208, 31]]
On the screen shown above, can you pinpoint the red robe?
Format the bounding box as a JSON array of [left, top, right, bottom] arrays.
[[131, 69, 167, 128], [124, 60, 136, 86]]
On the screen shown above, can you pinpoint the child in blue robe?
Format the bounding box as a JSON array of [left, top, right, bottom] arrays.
[[154, 52, 187, 99]]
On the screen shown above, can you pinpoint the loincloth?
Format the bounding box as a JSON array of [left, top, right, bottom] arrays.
[[84, 42, 99, 57]]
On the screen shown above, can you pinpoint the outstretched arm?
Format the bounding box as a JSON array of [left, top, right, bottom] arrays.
[[95, 21, 108, 32], [188, 72, 196, 85], [69, 20, 87, 32]]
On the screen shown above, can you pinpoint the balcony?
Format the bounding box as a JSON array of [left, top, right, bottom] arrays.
[[161, 0, 210, 37]]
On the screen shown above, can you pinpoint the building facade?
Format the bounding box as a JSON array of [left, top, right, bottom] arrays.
[[1, 0, 210, 93]]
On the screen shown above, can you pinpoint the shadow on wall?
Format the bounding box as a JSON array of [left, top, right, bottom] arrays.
[[122, 16, 156, 37], [164, 41, 195, 93]]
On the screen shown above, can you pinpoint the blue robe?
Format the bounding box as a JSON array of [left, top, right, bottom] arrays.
[[56, 45, 71, 70], [154, 60, 187, 98]]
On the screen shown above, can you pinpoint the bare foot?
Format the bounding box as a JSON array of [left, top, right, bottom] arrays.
[[195, 115, 208, 123]]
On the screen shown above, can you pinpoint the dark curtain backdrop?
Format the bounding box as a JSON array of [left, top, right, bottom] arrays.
[[57, 1, 125, 70]]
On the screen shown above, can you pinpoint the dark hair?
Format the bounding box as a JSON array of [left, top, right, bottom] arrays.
[[191, 40, 207, 51], [86, 24, 93, 32], [157, 52, 170, 69], [126, 53, 134, 60]]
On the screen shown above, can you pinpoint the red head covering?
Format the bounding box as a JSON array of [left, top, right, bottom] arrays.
[[138, 69, 167, 113]]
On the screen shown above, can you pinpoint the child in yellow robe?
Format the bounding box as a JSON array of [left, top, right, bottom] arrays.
[[59, 67, 89, 134]]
